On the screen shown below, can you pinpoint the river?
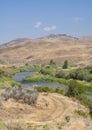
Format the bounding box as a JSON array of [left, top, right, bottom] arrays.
[[12, 71, 92, 99], [12, 71, 68, 90]]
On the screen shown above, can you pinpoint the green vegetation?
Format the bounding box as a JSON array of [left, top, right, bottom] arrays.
[[0, 77, 20, 87], [0, 61, 92, 118], [88, 101, 92, 118], [63, 60, 68, 69], [0, 62, 91, 94], [42, 125, 49, 130], [23, 73, 92, 94], [65, 115, 70, 122], [34, 86, 64, 95], [75, 110, 88, 117], [0, 122, 5, 130], [0, 64, 42, 87], [34, 86, 54, 92], [49, 59, 56, 65], [67, 80, 84, 97], [67, 79, 92, 118], [23, 73, 69, 85]]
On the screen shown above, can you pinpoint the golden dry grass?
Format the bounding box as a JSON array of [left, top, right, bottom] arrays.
[[0, 93, 92, 130], [0, 35, 92, 65]]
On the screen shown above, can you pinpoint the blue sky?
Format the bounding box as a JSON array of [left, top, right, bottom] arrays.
[[0, 0, 92, 43]]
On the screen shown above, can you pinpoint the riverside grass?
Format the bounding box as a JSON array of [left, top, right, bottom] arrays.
[[23, 73, 92, 94]]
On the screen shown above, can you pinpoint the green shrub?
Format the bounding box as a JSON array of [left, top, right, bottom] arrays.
[[67, 80, 84, 97], [88, 101, 92, 118], [49, 59, 56, 65], [54, 87, 64, 95], [77, 95, 89, 105], [65, 115, 70, 122], [34, 86, 54, 93], [63, 60, 68, 69], [69, 69, 89, 80], [55, 70, 65, 78], [40, 66, 56, 76], [43, 125, 49, 130], [75, 110, 87, 117], [34, 86, 65, 95]]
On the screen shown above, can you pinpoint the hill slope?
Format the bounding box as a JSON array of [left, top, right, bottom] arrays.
[[0, 92, 92, 130], [0, 35, 92, 65]]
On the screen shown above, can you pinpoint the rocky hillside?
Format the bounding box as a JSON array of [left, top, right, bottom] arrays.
[[0, 34, 92, 65]]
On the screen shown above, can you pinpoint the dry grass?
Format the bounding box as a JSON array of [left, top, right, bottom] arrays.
[[0, 91, 92, 130], [0, 35, 92, 65]]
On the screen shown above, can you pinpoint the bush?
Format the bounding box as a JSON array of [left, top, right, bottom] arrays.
[[75, 110, 87, 117], [65, 115, 70, 122], [1, 86, 39, 105], [49, 59, 56, 65], [77, 94, 90, 106], [54, 87, 64, 95], [86, 74, 92, 82], [69, 68, 91, 81], [67, 80, 84, 97], [43, 125, 49, 130], [34, 86, 54, 93], [40, 65, 56, 76], [63, 60, 68, 69], [55, 70, 65, 78]]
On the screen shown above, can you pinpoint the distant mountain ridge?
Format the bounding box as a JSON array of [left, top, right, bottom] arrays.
[[0, 34, 92, 65]]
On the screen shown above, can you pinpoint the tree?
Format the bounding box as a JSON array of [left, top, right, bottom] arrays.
[[63, 60, 68, 69]]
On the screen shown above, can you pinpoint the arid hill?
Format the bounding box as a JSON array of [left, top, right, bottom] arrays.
[[0, 34, 92, 65], [0, 90, 92, 130]]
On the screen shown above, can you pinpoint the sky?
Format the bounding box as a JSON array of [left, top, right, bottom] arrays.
[[0, 0, 92, 43]]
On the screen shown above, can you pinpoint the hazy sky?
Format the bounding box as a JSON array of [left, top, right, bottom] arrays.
[[0, 0, 92, 43]]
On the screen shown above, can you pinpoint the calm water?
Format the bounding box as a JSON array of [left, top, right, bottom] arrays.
[[12, 72, 36, 82], [87, 95, 92, 100], [13, 71, 68, 90], [21, 81, 68, 90], [12, 72, 92, 99]]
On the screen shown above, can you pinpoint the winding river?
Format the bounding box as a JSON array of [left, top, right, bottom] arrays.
[[12, 71, 68, 90], [13, 72, 92, 99]]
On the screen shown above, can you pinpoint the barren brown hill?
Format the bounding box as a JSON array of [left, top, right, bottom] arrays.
[[0, 34, 92, 65]]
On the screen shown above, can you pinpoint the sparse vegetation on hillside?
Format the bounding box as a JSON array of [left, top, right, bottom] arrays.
[[34, 86, 65, 95], [75, 110, 88, 117], [0, 35, 92, 65], [0, 86, 38, 105]]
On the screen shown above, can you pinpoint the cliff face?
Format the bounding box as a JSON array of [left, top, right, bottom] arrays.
[[0, 35, 92, 65]]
